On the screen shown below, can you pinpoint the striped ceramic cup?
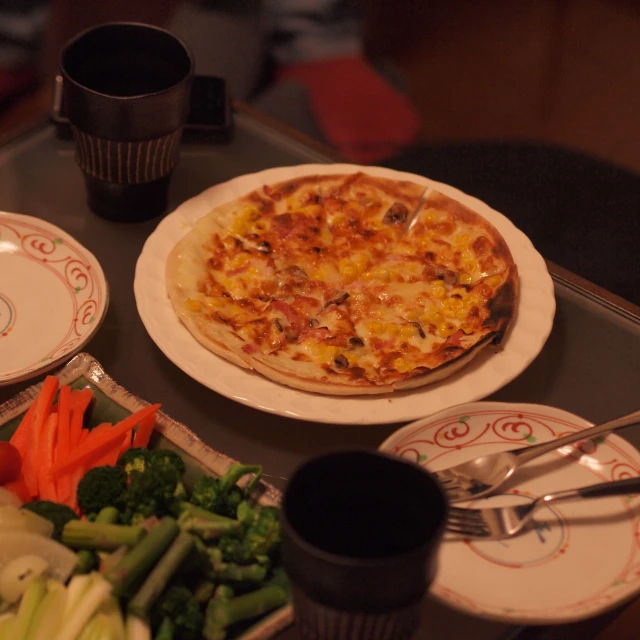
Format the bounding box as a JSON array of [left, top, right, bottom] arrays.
[[60, 22, 194, 222], [282, 450, 448, 640]]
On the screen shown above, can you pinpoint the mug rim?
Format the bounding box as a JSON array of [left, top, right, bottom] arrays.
[[59, 21, 195, 101], [282, 449, 449, 570]]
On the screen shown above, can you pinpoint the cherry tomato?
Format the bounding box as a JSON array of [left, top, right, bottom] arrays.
[[0, 442, 22, 484]]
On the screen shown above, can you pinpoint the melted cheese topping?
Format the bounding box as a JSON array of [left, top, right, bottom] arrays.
[[185, 177, 514, 385]]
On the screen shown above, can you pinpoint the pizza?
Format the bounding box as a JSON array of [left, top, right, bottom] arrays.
[[166, 172, 518, 395]]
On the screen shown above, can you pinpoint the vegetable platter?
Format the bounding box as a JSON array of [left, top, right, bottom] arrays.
[[0, 352, 292, 640]]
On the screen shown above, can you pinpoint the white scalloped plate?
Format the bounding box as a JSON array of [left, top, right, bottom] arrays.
[[0, 212, 108, 385], [380, 402, 640, 624], [134, 164, 555, 424]]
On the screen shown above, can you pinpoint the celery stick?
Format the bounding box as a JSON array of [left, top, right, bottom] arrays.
[[13, 576, 46, 640], [63, 574, 93, 621], [0, 612, 15, 639], [52, 573, 112, 640], [125, 615, 150, 640], [27, 581, 66, 640], [101, 597, 126, 640]]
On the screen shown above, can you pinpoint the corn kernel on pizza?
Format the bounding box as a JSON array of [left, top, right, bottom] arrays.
[[166, 172, 518, 395]]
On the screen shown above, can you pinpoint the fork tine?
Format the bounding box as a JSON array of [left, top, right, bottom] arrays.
[[446, 522, 490, 537], [435, 475, 459, 486], [447, 506, 485, 523], [445, 505, 491, 537]]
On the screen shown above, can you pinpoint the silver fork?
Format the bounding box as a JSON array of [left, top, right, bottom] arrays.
[[446, 476, 640, 539], [431, 408, 640, 502]]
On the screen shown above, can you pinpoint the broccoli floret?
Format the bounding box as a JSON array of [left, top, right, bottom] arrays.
[[245, 507, 281, 558], [120, 465, 180, 525], [150, 449, 186, 477], [218, 507, 281, 565], [22, 500, 79, 541], [190, 465, 262, 519], [117, 447, 152, 476], [157, 586, 204, 640], [188, 476, 221, 514], [218, 536, 253, 565], [76, 465, 128, 516]]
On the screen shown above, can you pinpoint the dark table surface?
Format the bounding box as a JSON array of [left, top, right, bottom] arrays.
[[0, 113, 639, 640]]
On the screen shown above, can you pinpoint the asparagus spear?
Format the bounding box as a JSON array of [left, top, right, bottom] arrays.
[[128, 531, 195, 619], [63, 521, 146, 550], [104, 517, 179, 596]]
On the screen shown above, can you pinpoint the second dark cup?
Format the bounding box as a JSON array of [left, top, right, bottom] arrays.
[[60, 22, 194, 221], [282, 450, 448, 640]]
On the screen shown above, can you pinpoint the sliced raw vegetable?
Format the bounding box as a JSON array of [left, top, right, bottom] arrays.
[[0, 486, 22, 508], [0, 555, 49, 604], [12, 575, 46, 640], [0, 611, 15, 637], [0, 442, 21, 485], [52, 405, 161, 477], [22, 376, 59, 496], [86, 424, 121, 468], [0, 505, 54, 537], [118, 432, 132, 457], [0, 532, 77, 584], [125, 614, 150, 640], [69, 389, 94, 450], [132, 414, 156, 449], [51, 572, 112, 640], [9, 402, 35, 460], [27, 580, 67, 640], [56, 386, 73, 505], [38, 413, 59, 502]]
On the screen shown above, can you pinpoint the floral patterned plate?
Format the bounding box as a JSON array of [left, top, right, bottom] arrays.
[[379, 402, 640, 624], [0, 212, 108, 385]]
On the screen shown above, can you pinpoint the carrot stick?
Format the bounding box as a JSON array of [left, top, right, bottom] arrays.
[[70, 389, 94, 449], [88, 421, 137, 466], [132, 414, 156, 448], [118, 432, 132, 458], [69, 389, 86, 412], [69, 466, 84, 512], [79, 430, 89, 445], [55, 386, 73, 503], [38, 413, 59, 501], [51, 404, 161, 476], [10, 402, 35, 460], [22, 376, 59, 496]]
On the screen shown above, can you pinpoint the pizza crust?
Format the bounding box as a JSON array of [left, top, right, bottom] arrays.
[[166, 173, 520, 396]]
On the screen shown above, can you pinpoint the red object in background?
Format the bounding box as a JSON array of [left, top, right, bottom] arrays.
[[278, 55, 422, 163], [0, 442, 22, 485], [0, 66, 38, 105]]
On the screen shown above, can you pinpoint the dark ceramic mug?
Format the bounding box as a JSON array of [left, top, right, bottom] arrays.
[[282, 450, 448, 640], [60, 22, 194, 222]]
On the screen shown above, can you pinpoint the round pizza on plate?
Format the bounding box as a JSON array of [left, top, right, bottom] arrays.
[[166, 172, 518, 395]]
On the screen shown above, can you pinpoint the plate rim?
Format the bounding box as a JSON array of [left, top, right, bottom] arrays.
[[380, 400, 640, 624], [0, 211, 110, 386], [134, 163, 556, 424]]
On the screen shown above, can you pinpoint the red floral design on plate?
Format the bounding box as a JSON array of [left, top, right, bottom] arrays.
[[0, 216, 106, 381]]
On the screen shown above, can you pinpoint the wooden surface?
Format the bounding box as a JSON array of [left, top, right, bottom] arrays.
[[366, 0, 640, 175]]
